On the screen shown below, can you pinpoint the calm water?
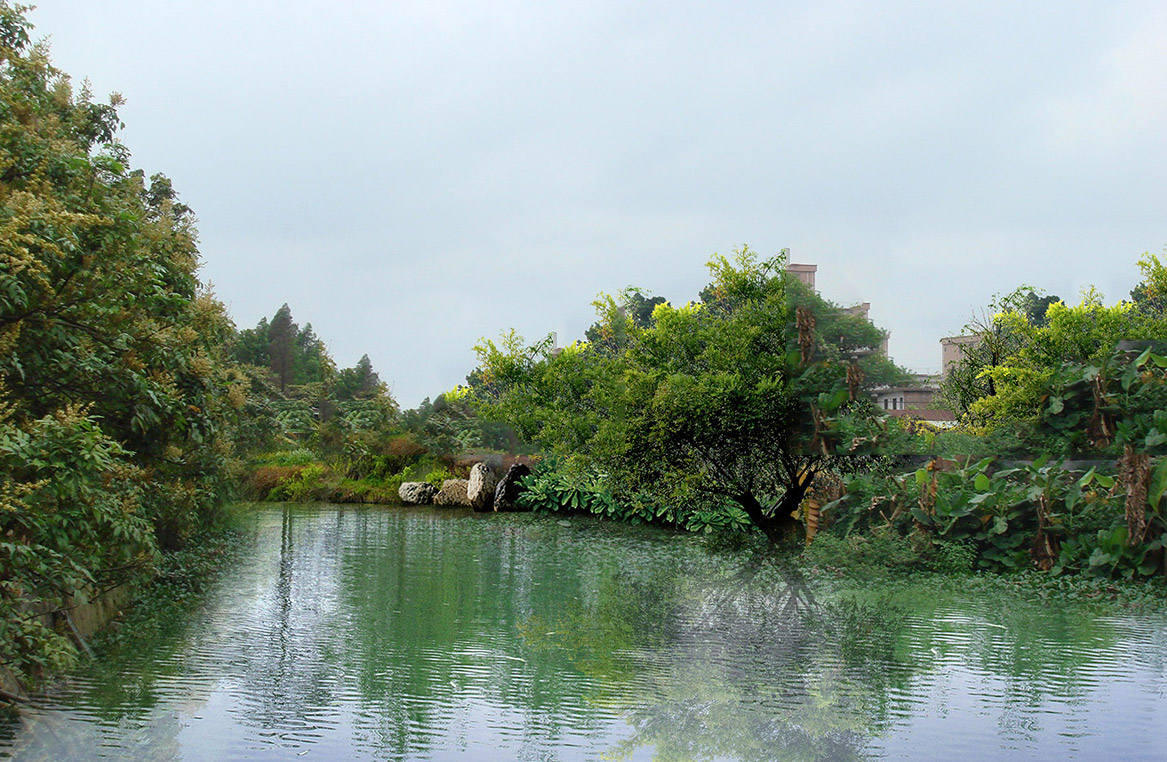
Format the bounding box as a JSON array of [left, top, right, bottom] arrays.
[[1, 504, 1165, 761]]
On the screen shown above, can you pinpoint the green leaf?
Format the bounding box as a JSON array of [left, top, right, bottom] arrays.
[[1149, 458, 1167, 511], [825, 388, 849, 411], [1088, 547, 1114, 567], [910, 506, 934, 525], [974, 473, 991, 492]]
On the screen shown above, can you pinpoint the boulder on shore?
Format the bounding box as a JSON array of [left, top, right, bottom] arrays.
[[433, 479, 471, 507], [493, 463, 532, 512], [467, 463, 498, 512], [398, 481, 437, 505]]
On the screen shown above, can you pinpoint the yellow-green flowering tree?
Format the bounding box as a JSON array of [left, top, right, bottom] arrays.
[[0, 1, 243, 690]]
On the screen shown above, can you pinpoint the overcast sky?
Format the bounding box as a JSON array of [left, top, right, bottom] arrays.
[[28, 1, 1167, 405]]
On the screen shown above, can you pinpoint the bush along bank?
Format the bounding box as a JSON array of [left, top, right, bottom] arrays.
[[461, 252, 1167, 584], [492, 449, 1164, 585], [806, 313, 1167, 582], [821, 454, 1165, 579], [238, 445, 536, 508], [241, 450, 453, 505]]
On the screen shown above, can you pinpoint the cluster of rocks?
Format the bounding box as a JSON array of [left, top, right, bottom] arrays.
[[398, 462, 531, 512]]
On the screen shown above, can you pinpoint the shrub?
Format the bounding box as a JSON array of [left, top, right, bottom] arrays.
[[424, 466, 454, 488], [271, 463, 327, 501], [255, 448, 318, 467], [243, 465, 303, 500], [374, 435, 428, 475]]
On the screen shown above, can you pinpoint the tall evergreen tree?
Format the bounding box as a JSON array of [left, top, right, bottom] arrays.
[[336, 354, 384, 400], [267, 304, 296, 392]]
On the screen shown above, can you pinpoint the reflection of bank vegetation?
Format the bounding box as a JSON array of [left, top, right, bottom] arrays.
[[2, 509, 1150, 761], [519, 550, 916, 762]]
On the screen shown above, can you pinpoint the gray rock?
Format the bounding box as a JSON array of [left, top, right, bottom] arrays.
[[467, 463, 498, 512], [433, 479, 471, 507], [398, 481, 437, 505], [493, 463, 532, 512]]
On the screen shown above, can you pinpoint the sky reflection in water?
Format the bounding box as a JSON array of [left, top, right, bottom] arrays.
[[1, 504, 1164, 761]]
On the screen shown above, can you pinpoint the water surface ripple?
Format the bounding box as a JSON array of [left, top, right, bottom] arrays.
[[1, 504, 1164, 761]]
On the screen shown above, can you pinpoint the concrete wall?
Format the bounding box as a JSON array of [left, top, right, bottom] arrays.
[[786, 263, 817, 289], [941, 334, 981, 379], [0, 585, 131, 699]]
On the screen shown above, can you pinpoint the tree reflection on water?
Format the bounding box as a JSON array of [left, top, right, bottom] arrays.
[[520, 549, 917, 762], [3, 507, 1153, 762]]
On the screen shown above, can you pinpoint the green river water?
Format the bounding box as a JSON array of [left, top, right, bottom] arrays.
[[1, 503, 1165, 761]]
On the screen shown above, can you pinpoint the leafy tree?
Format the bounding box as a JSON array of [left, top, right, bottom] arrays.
[[473, 247, 903, 543], [293, 322, 332, 387], [233, 316, 271, 367], [0, 1, 244, 685], [584, 288, 666, 346], [938, 288, 1064, 419], [945, 257, 1167, 429], [953, 288, 1167, 432], [230, 306, 342, 394], [1130, 250, 1167, 315], [0, 402, 156, 683], [0, 2, 241, 535]]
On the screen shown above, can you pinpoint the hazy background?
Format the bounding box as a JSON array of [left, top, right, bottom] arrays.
[[28, 0, 1167, 405]]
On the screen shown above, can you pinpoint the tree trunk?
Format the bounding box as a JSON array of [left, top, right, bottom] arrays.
[[738, 483, 808, 545]]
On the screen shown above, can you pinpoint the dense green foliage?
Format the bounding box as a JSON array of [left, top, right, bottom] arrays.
[[231, 304, 386, 401], [469, 245, 1167, 583], [236, 377, 521, 506], [941, 255, 1167, 434], [472, 247, 907, 542], [822, 455, 1163, 576], [514, 458, 756, 533], [0, 4, 421, 694], [227, 302, 530, 507], [0, 2, 252, 691], [871, 254, 1167, 580]]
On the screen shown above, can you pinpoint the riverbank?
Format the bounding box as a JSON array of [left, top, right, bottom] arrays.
[[0, 509, 254, 712], [239, 451, 457, 505], [85, 522, 255, 663], [237, 448, 1167, 594]]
